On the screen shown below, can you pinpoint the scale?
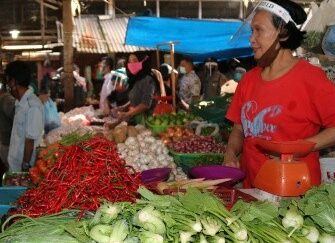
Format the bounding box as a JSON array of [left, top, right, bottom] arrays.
[[253, 139, 315, 197]]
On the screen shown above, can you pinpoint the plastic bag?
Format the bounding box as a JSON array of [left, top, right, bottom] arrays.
[[304, 0, 335, 32], [44, 98, 61, 134]]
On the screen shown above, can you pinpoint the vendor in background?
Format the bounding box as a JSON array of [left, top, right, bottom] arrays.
[[99, 56, 114, 115], [159, 63, 178, 97], [73, 64, 87, 107], [114, 53, 157, 125], [233, 66, 247, 82], [5, 61, 44, 172], [178, 57, 201, 110], [0, 81, 15, 171], [202, 58, 228, 99], [224, 0, 335, 188]]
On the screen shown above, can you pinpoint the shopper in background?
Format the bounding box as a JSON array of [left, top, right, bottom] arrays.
[[178, 56, 201, 110], [233, 66, 247, 82], [5, 61, 44, 172], [99, 56, 114, 115], [202, 58, 228, 99], [0, 82, 15, 171], [159, 63, 178, 97], [107, 60, 129, 107], [225, 0, 335, 188], [73, 64, 87, 107]]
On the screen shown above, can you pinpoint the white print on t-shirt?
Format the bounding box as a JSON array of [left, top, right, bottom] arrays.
[[241, 101, 283, 139]]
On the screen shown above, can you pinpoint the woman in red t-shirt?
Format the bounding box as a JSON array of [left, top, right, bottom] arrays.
[[225, 0, 335, 188]]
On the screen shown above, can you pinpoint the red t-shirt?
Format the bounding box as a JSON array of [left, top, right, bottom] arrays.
[[226, 59, 335, 188]]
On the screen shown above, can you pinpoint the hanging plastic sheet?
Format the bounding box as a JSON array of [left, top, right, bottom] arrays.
[[125, 17, 252, 62]]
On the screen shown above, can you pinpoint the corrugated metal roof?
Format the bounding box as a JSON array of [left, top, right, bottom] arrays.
[[73, 16, 109, 54], [99, 17, 150, 53]]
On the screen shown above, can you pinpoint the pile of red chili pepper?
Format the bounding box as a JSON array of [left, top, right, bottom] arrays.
[[15, 135, 141, 217]]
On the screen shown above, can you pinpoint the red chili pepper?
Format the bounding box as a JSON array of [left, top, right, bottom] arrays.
[[14, 135, 142, 217]]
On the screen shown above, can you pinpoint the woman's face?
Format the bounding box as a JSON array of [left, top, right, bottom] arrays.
[[128, 54, 139, 63], [250, 10, 279, 60]]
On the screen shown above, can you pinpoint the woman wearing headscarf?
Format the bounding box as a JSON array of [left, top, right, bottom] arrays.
[[115, 53, 158, 125], [224, 0, 335, 188]]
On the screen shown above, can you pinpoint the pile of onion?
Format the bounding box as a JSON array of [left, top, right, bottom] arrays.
[[168, 136, 226, 154], [159, 127, 194, 145]]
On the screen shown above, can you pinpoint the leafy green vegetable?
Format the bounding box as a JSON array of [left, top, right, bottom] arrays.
[[133, 206, 166, 235], [201, 215, 222, 236], [138, 230, 164, 243], [298, 184, 335, 234], [109, 219, 129, 242], [89, 224, 113, 243], [0, 211, 86, 243]]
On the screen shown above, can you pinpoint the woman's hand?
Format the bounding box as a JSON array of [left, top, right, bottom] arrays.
[[224, 150, 240, 168], [117, 111, 130, 121], [103, 108, 111, 116], [223, 124, 244, 168]]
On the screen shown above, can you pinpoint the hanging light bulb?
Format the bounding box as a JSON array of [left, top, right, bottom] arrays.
[[144, 0, 147, 6], [9, 29, 20, 39]]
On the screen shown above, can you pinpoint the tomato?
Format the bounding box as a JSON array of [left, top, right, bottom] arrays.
[[46, 159, 54, 168], [31, 174, 42, 185], [38, 149, 48, 159], [29, 167, 42, 184], [36, 160, 48, 174]]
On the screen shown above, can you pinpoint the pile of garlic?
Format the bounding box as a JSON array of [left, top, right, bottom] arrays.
[[117, 129, 187, 180]]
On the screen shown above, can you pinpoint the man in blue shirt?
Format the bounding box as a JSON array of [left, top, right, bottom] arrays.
[[5, 61, 44, 172]]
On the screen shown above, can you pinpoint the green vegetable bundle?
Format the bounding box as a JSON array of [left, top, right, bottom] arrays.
[[278, 183, 335, 243], [0, 210, 91, 243], [85, 187, 249, 243]]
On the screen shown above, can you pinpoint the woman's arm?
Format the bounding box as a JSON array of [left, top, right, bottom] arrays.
[[224, 124, 244, 167], [306, 127, 335, 151], [118, 103, 148, 121]]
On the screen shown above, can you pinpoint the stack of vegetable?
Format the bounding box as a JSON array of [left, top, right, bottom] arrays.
[[15, 135, 141, 217], [147, 112, 196, 127], [169, 136, 226, 154], [279, 183, 335, 242], [30, 132, 92, 184], [104, 124, 146, 144], [3, 184, 335, 242], [84, 187, 250, 243], [117, 129, 187, 180], [29, 143, 62, 184], [0, 211, 89, 243], [159, 127, 194, 145]]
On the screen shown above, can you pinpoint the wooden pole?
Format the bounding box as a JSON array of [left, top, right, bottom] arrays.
[[170, 42, 176, 112], [63, 0, 74, 111], [40, 0, 45, 45], [156, 49, 160, 69], [106, 0, 115, 18], [198, 0, 202, 19], [156, 0, 160, 17]]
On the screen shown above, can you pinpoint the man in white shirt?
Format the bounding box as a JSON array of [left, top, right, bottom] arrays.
[[5, 61, 44, 172]]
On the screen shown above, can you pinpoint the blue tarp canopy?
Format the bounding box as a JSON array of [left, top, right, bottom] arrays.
[[125, 17, 253, 62]]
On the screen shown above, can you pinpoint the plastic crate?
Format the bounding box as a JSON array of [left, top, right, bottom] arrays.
[[0, 186, 27, 205], [170, 150, 224, 174], [0, 205, 14, 218]]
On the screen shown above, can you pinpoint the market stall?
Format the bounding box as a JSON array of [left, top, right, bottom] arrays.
[[0, 98, 334, 242]]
